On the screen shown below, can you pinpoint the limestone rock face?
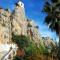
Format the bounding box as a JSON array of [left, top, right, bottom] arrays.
[[0, 1, 28, 44], [12, 2, 27, 36], [42, 37, 56, 48], [27, 20, 42, 47], [0, 9, 11, 44], [0, 1, 56, 49]]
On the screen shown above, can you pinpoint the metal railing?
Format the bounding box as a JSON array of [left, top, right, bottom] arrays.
[[1, 45, 17, 60]]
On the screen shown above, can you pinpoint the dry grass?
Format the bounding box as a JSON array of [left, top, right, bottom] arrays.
[[26, 54, 58, 60]]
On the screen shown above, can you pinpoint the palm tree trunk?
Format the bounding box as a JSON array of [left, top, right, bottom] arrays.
[[59, 30, 60, 48], [58, 30, 60, 60], [59, 35, 60, 48]]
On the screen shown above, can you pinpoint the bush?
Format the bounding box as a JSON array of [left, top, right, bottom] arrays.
[[12, 33, 30, 49]]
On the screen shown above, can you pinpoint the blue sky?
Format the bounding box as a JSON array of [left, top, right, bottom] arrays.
[[0, 0, 58, 41]]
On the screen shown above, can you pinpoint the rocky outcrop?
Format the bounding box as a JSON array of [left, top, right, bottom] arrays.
[[11, 1, 27, 36], [0, 1, 56, 49], [0, 8, 11, 44], [0, 1, 28, 44]]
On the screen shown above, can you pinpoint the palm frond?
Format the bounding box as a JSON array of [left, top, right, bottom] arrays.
[[45, 15, 52, 24], [51, 0, 59, 3], [43, 2, 51, 13]]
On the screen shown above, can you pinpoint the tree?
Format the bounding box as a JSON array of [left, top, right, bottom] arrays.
[[43, 0, 60, 59], [13, 56, 21, 60], [43, 0, 60, 45], [12, 34, 30, 48], [12, 33, 30, 60]]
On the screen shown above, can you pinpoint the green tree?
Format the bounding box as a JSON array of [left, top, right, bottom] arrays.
[[12, 33, 30, 60], [12, 33, 30, 48], [43, 0, 60, 59], [13, 56, 21, 60], [43, 0, 60, 46], [25, 42, 37, 56]]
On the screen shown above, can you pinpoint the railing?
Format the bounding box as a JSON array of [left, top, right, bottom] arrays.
[[1, 45, 17, 60]]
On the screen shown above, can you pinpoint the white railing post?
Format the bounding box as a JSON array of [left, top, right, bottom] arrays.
[[1, 44, 18, 60]]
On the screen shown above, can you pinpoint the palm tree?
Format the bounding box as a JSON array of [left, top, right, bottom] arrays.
[[43, 0, 60, 59], [43, 0, 60, 47]]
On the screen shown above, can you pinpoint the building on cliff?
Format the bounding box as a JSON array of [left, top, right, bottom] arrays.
[[0, 1, 28, 44], [0, 1, 42, 45], [0, 1, 56, 60], [0, 1, 56, 47], [11, 1, 27, 36]]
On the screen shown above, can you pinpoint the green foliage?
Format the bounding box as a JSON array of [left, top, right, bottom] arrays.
[[25, 42, 37, 56], [13, 56, 20, 60], [43, 0, 60, 58], [12, 33, 49, 54], [25, 41, 49, 57], [13, 56, 22, 60], [43, 0, 60, 35], [39, 42, 48, 53], [12, 33, 49, 60], [12, 33, 30, 49]]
